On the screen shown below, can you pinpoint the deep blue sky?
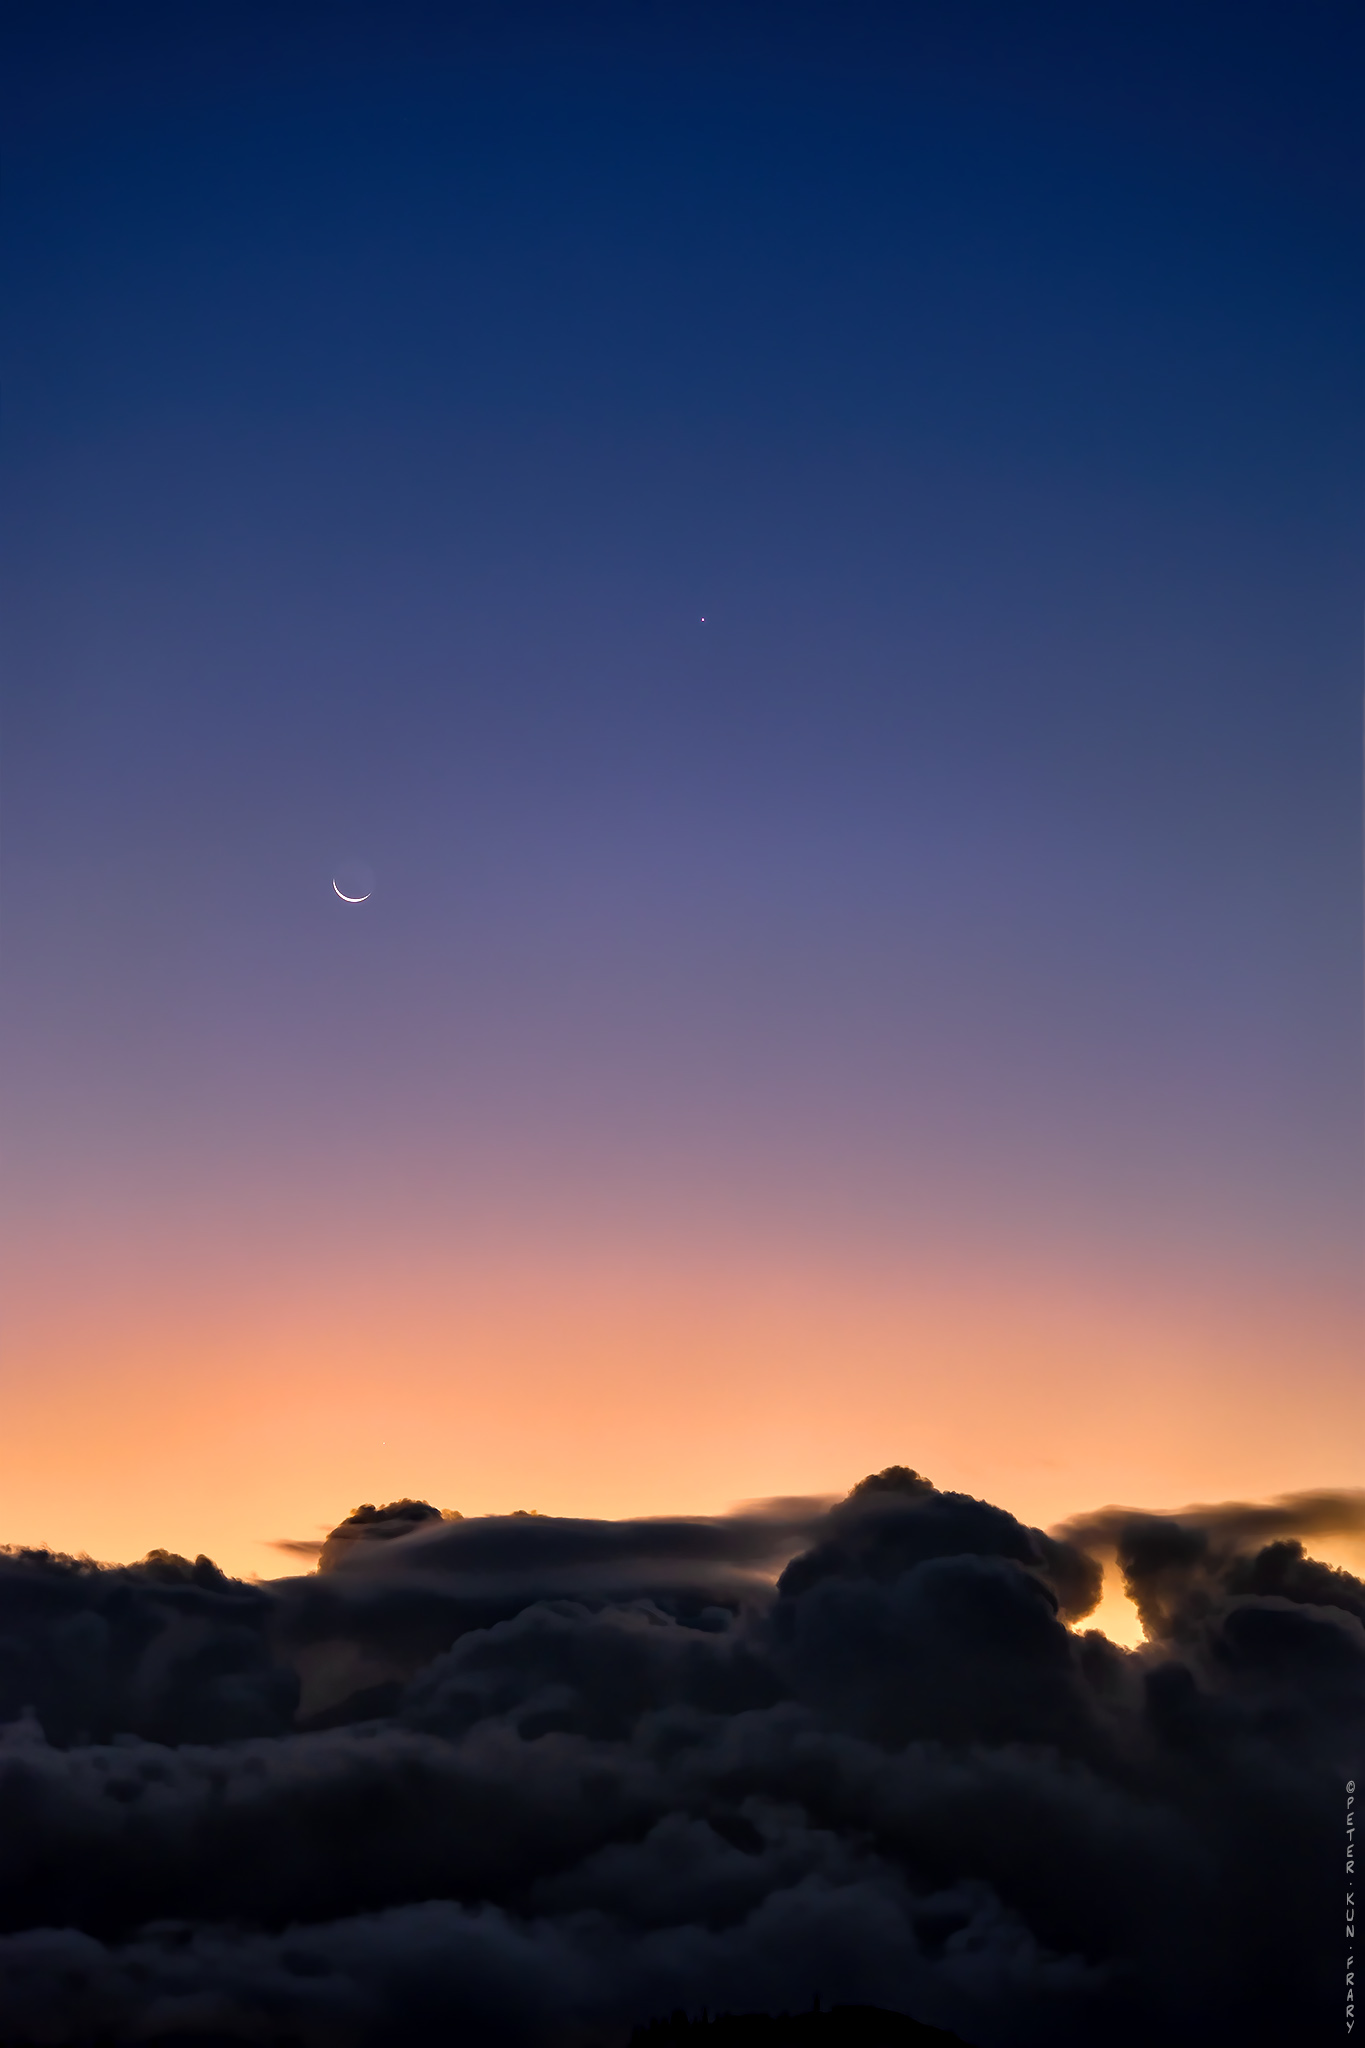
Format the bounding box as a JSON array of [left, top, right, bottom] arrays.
[[1, 2, 1362, 1566]]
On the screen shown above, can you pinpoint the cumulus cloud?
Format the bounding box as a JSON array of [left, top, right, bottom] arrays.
[[0, 1467, 1357, 2046]]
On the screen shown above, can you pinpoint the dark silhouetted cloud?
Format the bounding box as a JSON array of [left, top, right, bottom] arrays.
[[0, 1469, 1357, 2045]]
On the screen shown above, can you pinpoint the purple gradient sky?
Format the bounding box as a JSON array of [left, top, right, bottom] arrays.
[[2, 2, 1361, 1576]]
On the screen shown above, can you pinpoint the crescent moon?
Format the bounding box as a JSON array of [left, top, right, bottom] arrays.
[[332, 880, 372, 903]]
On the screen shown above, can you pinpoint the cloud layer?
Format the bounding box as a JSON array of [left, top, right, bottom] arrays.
[[0, 1469, 1359, 2045]]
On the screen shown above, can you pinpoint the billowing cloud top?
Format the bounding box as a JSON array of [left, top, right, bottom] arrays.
[[0, 1468, 1358, 2046]]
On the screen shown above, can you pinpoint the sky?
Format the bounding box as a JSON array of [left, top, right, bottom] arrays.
[[2, 0, 1362, 1586]]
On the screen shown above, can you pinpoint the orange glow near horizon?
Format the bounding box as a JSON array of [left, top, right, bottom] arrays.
[[2, 1216, 1358, 1595]]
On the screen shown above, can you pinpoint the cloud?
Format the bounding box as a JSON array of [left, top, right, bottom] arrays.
[[1058, 1485, 1365, 1557], [1056, 1489, 1365, 1642], [0, 1468, 1358, 2046], [0, 1545, 297, 1746]]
